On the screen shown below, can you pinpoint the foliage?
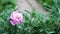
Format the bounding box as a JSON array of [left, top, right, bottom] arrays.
[[0, 0, 60, 34], [19, 9, 60, 34], [0, 0, 16, 13], [0, 9, 60, 34], [37, 0, 60, 14]]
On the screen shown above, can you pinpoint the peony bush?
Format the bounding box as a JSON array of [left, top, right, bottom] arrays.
[[0, 0, 60, 34], [0, 9, 60, 34]]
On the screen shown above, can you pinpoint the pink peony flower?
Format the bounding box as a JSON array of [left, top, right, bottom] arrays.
[[10, 11, 24, 25]]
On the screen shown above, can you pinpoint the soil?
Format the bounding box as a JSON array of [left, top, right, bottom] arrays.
[[17, 0, 48, 14]]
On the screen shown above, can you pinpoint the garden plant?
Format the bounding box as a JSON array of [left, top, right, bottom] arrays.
[[0, 0, 60, 34]]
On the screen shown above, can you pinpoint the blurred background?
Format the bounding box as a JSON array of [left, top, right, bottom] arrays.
[[17, 0, 47, 14], [0, 0, 60, 34]]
